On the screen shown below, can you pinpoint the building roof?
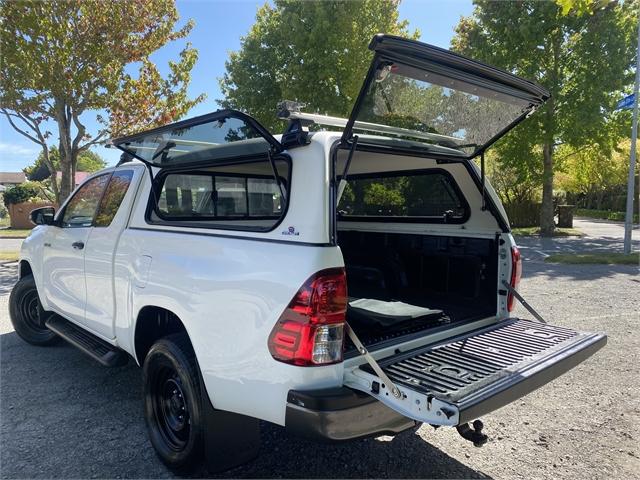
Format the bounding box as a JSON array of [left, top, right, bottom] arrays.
[[0, 172, 26, 184], [55, 171, 91, 185]]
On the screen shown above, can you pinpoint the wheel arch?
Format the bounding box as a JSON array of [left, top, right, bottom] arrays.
[[133, 306, 193, 366], [18, 260, 33, 279]]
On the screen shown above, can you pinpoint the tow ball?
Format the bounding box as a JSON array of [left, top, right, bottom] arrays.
[[456, 419, 488, 447]]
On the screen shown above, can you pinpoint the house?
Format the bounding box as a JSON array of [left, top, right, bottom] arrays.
[[0, 172, 26, 192], [56, 171, 90, 188]]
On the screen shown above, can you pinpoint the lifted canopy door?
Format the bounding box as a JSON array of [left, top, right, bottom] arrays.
[[110, 109, 283, 168], [342, 35, 550, 158], [344, 319, 606, 426]]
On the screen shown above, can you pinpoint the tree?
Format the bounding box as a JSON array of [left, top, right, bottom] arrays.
[[556, 138, 635, 210], [24, 146, 107, 181], [219, 0, 418, 132], [0, 0, 205, 203], [452, 1, 636, 235]]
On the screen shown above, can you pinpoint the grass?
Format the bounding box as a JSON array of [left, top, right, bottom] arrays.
[[0, 251, 19, 262], [545, 252, 639, 265], [511, 226, 583, 237], [0, 228, 33, 238]]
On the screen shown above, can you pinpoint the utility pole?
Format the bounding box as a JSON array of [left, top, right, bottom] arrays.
[[623, 16, 640, 255]]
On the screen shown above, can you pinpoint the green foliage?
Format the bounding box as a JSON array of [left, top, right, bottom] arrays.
[[545, 252, 638, 265], [3, 182, 50, 205], [453, 0, 637, 234], [219, 0, 418, 131], [24, 146, 107, 179], [555, 139, 633, 208], [555, 0, 610, 16], [576, 208, 639, 223], [0, 0, 205, 202]]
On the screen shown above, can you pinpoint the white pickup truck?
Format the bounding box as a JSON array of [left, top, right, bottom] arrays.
[[11, 35, 606, 474]]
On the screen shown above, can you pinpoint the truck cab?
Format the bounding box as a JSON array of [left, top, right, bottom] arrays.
[[11, 35, 606, 474]]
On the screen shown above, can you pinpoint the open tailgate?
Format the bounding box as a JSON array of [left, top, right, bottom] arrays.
[[344, 318, 606, 426]]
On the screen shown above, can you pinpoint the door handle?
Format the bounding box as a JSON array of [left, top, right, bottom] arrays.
[[72, 241, 85, 250]]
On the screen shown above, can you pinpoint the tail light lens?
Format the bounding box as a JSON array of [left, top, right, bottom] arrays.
[[507, 246, 522, 312], [268, 268, 347, 366]]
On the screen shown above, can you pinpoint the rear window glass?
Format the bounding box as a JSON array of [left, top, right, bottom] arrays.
[[150, 158, 290, 232], [338, 170, 468, 222]]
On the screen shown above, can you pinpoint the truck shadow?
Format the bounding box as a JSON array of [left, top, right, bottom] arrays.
[[0, 332, 491, 479]]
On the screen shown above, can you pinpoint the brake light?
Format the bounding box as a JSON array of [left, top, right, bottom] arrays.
[[268, 268, 347, 366], [507, 246, 522, 312]]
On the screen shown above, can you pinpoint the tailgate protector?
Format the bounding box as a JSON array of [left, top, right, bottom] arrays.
[[343, 318, 606, 426]]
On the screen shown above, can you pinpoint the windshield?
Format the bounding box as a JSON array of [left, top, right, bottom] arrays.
[[112, 112, 279, 167], [354, 62, 533, 155]]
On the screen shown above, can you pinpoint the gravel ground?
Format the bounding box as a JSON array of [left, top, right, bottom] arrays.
[[1, 233, 638, 479]]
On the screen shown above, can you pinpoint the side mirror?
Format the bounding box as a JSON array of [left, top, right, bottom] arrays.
[[30, 206, 56, 226]]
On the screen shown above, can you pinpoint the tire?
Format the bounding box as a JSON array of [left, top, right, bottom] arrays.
[[9, 274, 60, 346], [143, 333, 205, 473]]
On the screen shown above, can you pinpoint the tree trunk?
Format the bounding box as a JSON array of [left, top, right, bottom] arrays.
[[40, 145, 60, 205], [540, 141, 555, 236], [55, 100, 75, 202]]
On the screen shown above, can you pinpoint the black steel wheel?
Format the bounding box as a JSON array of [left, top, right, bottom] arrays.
[[9, 274, 59, 346], [143, 333, 205, 473]]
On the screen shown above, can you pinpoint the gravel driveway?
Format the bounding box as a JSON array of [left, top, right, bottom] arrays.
[[1, 227, 638, 479]]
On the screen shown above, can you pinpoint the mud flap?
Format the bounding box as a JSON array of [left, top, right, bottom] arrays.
[[203, 394, 260, 473]]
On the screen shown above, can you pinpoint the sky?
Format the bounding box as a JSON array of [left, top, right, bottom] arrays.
[[0, 0, 474, 172]]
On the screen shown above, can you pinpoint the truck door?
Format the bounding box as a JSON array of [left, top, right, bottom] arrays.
[[42, 174, 109, 323], [82, 168, 137, 339]]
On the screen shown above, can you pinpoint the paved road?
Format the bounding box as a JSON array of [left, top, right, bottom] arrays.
[[516, 217, 639, 262], [1, 220, 638, 479], [0, 238, 23, 253]]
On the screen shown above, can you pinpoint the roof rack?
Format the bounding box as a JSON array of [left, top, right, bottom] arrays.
[[276, 102, 463, 148]]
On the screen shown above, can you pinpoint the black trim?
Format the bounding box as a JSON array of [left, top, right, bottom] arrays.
[[145, 155, 292, 234], [111, 109, 283, 166], [128, 226, 333, 247], [285, 387, 416, 442], [336, 167, 471, 224]]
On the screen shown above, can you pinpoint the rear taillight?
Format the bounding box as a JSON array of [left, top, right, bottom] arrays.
[[507, 246, 522, 312], [268, 268, 347, 366]]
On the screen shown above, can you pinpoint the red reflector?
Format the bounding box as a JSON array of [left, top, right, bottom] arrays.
[[268, 268, 347, 366], [507, 246, 522, 312]]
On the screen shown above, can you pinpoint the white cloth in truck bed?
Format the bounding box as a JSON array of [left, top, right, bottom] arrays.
[[348, 298, 443, 328]]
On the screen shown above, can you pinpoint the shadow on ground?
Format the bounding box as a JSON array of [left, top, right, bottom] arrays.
[[0, 331, 490, 479]]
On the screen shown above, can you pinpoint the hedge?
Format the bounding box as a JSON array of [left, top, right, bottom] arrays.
[[575, 208, 639, 223]]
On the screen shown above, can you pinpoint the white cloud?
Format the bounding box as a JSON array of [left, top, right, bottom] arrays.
[[0, 142, 39, 157]]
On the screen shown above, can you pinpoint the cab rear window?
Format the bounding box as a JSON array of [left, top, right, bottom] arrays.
[[338, 169, 468, 223], [149, 158, 290, 232]]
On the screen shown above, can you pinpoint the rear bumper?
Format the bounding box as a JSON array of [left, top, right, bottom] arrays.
[[285, 387, 416, 442]]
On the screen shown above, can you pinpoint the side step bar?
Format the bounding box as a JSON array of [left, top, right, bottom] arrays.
[[45, 315, 128, 367]]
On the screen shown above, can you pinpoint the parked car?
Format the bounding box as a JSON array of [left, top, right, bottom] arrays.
[[11, 35, 606, 474]]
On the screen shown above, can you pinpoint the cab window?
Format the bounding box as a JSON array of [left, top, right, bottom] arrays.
[[94, 170, 135, 227], [61, 175, 109, 228], [150, 158, 290, 232]]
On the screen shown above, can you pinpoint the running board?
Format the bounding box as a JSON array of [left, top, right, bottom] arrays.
[[344, 318, 606, 426], [45, 316, 128, 367]]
